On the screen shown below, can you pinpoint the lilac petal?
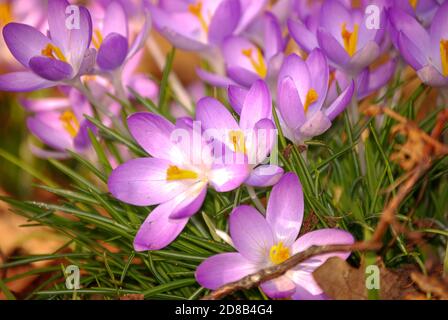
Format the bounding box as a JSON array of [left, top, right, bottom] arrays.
[[235, 0, 268, 34], [365, 59, 397, 97], [325, 80, 354, 121], [133, 200, 189, 251], [47, 0, 71, 50], [291, 284, 328, 300], [127, 74, 159, 100], [195, 253, 256, 290], [29, 56, 73, 81], [208, 0, 241, 45], [209, 162, 250, 192], [298, 111, 332, 140], [346, 41, 380, 75], [29, 144, 69, 159], [196, 68, 236, 87], [169, 183, 208, 219], [127, 112, 177, 160], [320, 0, 352, 39], [240, 80, 272, 130], [2, 22, 50, 68], [278, 54, 310, 102], [97, 33, 129, 71], [20, 97, 69, 112], [73, 120, 95, 151], [264, 12, 284, 62], [397, 31, 428, 71], [27, 116, 72, 151], [417, 65, 448, 87], [316, 28, 350, 67], [429, 1, 448, 69], [292, 229, 355, 263], [67, 6, 93, 72], [126, 12, 151, 60], [245, 165, 284, 187], [107, 158, 192, 206], [228, 85, 248, 115], [0, 72, 54, 92], [287, 269, 323, 295], [227, 66, 260, 87], [77, 48, 97, 76], [196, 97, 239, 131], [287, 18, 318, 53], [306, 49, 329, 110], [266, 173, 303, 246], [245, 118, 276, 165], [260, 275, 296, 299], [278, 77, 305, 129], [103, 1, 128, 38], [229, 205, 274, 263]]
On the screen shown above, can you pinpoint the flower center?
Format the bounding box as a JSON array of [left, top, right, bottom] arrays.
[[59, 111, 80, 138], [188, 1, 209, 33], [41, 43, 67, 62], [242, 48, 267, 78], [269, 242, 290, 265], [409, 0, 418, 10], [92, 29, 104, 50], [166, 165, 199, 181], [0, 3, 12, 26], [229, 130, 246, 154], [341, 22, 359, 57], [439, 39, 448, 77], [304, 88, 318, 113]]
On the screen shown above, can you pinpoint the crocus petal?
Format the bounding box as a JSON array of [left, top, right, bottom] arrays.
[[278, 54, 310, 102], [208, 0, 241, 45], [126, 12, 151, 60], [2, 22, 50, 68], [209, 162, 249, 192], [397, 31, 428, 71], [245, 165, 284, 187], [47, 0, 71, 50], [235, 0, 268, 34], [97, 33, 129, 71], [27, 116, 72, 151], [133, 200, 189, 251], [239, 80, 272, 130], [169, 183, 208, 219], [388, 7, 430, 50], [260, 275, 296, 299], [20, 97, 69, 112], [127, 112, 178, 160], [316, 28, 350, 67], [346, 41, 380, 75], [227, 66, 260, 87], [195, 253, 257, 290], [264, 12, 284, 62], [196, 97, 240, 132], [266, 173, 303, 246], [245, 118, 276, 165], [325, 80, 354, 121], [229, 205, 274, 264], [103, 1, 128, 38], [287, 19, 318, 53], [228, 85, 248, 115], [0, 72, 54, 92], [291, 284, 328, 300], [417, 65, 448, 87], [73, 120, 95, 151], [196, 68, 236, 87], [278, 76, 305, 129], [77, 48, 97, 76], [364, 59, 397, 98], [319, 0, 352, 39], [28, 56, 73, 81], [107, 158, 193, 206], [298, 111, 332, 140], [429, 1, 448, 70], [68, 6, 93, 72], [306, 49, 329, 110]]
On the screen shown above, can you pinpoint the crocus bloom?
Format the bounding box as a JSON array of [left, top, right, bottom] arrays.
[[196, 80, 283, 187], [277, 50, 354, 144], [197, 12, 286, 88], [288, 0, 385, 76], [91, 1, 150, 72], [108, 112, 249, 250], [148, 0, 266, 52], [0, 0, 94, 92], [391, 0, 441, 26], [389, 2, 448, 87], [196, 172, 354, 299], [23, 87, 94, 158]]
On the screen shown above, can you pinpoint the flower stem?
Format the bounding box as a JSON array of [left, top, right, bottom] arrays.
[[246, 185, 266, 214]]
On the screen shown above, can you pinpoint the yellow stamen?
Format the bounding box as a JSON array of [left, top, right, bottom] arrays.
[[409, 0, 418, 10], [92, 29, 104, 50], [440, 39, 448, 77], [269, 242, 290, 265], [0, 3, 12, 25], [60, 111, 80, 138], [341, 22, 359, 57], [188, 1, 209, 33], [242, 48, 267, 78], [41, 43, 67, 62], [304, 88, 318, 113], [166, 165, 199, 181], [229, 130, 246, 154]]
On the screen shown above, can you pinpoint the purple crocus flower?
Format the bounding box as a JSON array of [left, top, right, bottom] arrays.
[[196, 80, 284, 187], [108, 112, 250, 250], [277, 50, 354, 145], [389, 2, 448, 87], [22, 87, 95, 158], [0, 0, 94, 92], [91, 1, 150, 72], [288, 0, 385, 76], [196, 172, 354, 300], [391, 0, 442, 26], [148, 0, 266, 52], [197, 12, 286, 88]]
